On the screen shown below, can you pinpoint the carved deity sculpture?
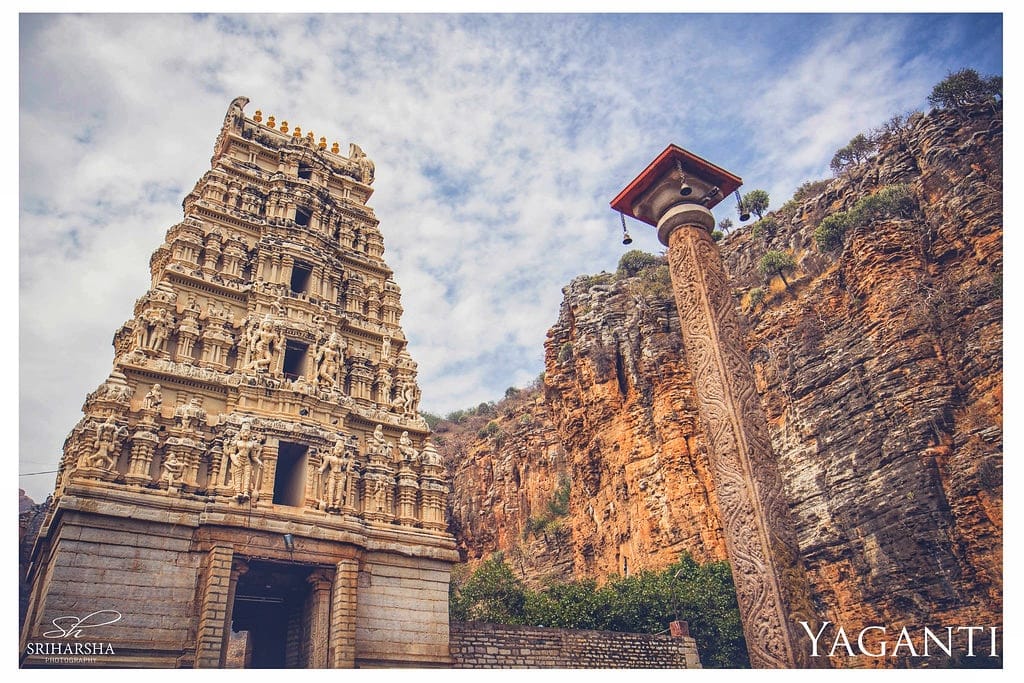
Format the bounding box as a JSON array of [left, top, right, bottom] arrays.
[[90, 415, 127, 470], [315, 332, 346, 386], [228, 420, 264, 501], [368, 424, 387, 458], [244, 314, 282, 372], [380, 335, 391, 360], [175, 397, 206, 432], [142, 383, 163, 411], [161, 451, 184, 485], [376, 367, 393, 405], [371, 477, 388, 513], [319, 438, 353, 510], [397, 431, 419, 465], [135, 306, 171, 353]]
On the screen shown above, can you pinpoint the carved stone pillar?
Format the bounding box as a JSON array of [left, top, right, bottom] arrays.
[[418, 442, 448, 531], [329, 557, 359, 668], [396, 464, 419, 526], [126, 417, 160, 485], [306, 570, 333, 668], [612, 145, 819, 668]]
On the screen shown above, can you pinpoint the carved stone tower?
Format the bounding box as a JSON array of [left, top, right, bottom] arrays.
[[611, 146, 820, 668], [21, 97, 457, 668]]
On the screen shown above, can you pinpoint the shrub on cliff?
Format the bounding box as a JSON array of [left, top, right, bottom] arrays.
[[814, 184, 916, 251]]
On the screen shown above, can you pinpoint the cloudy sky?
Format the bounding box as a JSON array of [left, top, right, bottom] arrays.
[[17, 12, 1002, 500]]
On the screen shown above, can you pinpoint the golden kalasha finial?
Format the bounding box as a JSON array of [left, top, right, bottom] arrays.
[[319, 137, 327, 150], [331, 142, 339, 154], [280, 121, 289, 133], [293, 126, 302, 138], [267, 116, 276, 129], [253, 110, 263, 123]]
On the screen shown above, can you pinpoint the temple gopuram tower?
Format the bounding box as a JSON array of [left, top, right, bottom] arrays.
[[21, 97, 457, 669]]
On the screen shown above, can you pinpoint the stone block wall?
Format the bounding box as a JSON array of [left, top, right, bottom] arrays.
[[21, 512, 200, 667], [355, 552, 451, 666], [449, 621, 701, 668]]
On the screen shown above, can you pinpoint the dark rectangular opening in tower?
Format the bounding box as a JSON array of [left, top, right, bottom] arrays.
[[273, 442, 308, 507], [295, 207, 312, 227], [297, 164, 312, 180], [283, 340, 309, 380], [290, 261, 312, 294]]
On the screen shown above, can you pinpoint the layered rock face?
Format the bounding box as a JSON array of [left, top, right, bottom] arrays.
[[447, 102, 1001, 662]]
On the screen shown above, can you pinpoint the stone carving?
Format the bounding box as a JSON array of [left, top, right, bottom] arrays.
[[87, 415, 127, 471], [223, 96, 249, 133], [226, 420, 264, 501], [161, 451, 184, 486], [135, 305, 171, 353], [142, 383, 163, 411], [244, 314, 284, 372], [350, 144, 375, 185], [665, 223, 817, 668], [367, 424, 387, 458], [319, 438, 354, 511], [397, 431, 419, 464], [380, 335, 391, 360], [175, 397, 207, 432], [314, 332, 346, 386]]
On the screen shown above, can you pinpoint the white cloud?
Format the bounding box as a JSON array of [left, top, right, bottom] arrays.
[[17, 13, 1002, 500]]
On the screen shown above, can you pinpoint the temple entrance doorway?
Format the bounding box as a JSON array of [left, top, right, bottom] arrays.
[[229, 559, 325, 668]]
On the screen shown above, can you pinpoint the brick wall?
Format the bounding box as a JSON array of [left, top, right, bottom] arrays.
[[449, 621, 701, 668]]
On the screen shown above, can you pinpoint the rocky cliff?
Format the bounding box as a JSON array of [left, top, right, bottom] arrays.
[[445, 102, 1002, 663]]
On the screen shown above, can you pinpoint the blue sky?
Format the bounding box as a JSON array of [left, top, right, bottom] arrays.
[[17, 12, 1003, 500]]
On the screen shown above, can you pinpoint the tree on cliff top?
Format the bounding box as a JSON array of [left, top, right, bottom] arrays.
[[928, 68, 1002, 110], [617, 249, 662, 277]]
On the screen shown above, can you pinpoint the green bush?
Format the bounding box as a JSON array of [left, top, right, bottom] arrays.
[[748, 287, 765, 308], [749, 216, 777, 239], [557, 342, 573, 364], [830, 132, 878, 175], [792, 178, 830, 202], [814, 211, 853, 251], [449, 552, 749, 668], [617, 250, 662, 277], [814, 184, 916, 251], [711, 229, 724, 242], [477, 420, 501, 439]]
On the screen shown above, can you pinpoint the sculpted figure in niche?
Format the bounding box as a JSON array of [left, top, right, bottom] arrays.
[[228, 420, 264, 501], [90, 415, 127, 470], [176, 397, 206, 432], [315, 332, 346, 386], [142, 383, 163, 411], [161, 451, 184, 485], [401, 383, 420, 416], [245, 314, 281, 372], [368, 424, 387, 458], [319, 438, 353, 510], [376, 366, 393, 405], [372, 477, 388, 513], [136, 306, 171, 352], [380, 335, 391, 360], [398, 431, 419, 465]]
